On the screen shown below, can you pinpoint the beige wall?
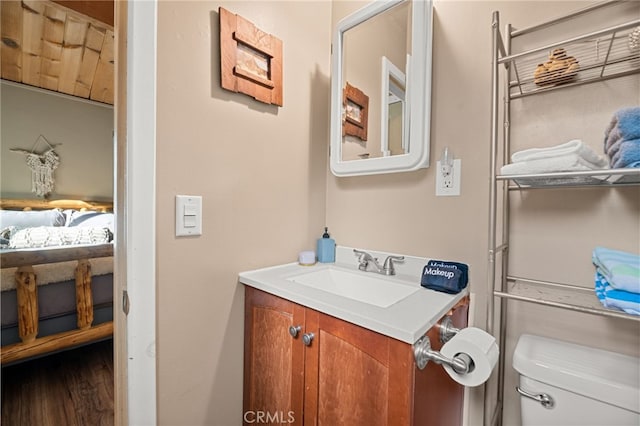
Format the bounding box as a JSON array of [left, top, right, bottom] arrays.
[[155, 0, 639, 425], [0, 82, 114, 201], [155, 1, 330, 424]]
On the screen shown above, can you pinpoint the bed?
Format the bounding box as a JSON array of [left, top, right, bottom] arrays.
[[0, 198, 114, 365]]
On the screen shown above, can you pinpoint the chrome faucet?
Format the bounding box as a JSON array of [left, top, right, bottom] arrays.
[[353, 249, 404, 276]]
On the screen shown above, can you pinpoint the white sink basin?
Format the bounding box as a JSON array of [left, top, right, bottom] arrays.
[[286, 267, 419, 308]]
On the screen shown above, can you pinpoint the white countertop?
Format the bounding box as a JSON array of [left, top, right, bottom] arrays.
[[238, 246, 468, 344]]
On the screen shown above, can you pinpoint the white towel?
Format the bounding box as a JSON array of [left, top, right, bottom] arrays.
[[500, 153, 608, 175], [511, 139, 607, 167]]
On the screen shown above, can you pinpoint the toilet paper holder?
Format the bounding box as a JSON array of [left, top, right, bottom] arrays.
[[413, 334, 475, 374], [413, 317, 473, 373], [437, 316, 460, 344]]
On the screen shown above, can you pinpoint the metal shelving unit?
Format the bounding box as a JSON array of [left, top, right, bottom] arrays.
[[486, 2, 640, 426], [497, 277, 640, 322], [505, 19, 640, 99], [498, 168, 640, 189]]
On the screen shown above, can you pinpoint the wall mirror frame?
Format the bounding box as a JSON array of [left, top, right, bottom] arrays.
[[330, 0, 433, 177]]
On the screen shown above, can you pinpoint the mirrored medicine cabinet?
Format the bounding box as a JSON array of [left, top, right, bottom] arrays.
[[330, 0, 433, 177]]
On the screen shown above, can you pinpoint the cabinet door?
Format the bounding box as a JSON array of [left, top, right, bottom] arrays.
[[244, 287, 305, 425], [303, 310, 414, 426]]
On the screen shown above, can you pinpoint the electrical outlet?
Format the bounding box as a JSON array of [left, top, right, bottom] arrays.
[[443, 168, 454, 188], [436, 159, 461, 196]]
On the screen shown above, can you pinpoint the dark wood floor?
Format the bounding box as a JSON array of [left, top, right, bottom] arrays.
[[1, 339, 114, 426]]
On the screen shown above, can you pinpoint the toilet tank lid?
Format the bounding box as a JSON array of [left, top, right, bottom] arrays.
[[513, 334, 640, 414]]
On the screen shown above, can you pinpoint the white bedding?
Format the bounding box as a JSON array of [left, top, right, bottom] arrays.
[[1, 209, 114, 248], [0, 208, 115, 291]]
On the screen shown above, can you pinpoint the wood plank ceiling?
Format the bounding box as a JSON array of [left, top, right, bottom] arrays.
[[0, 0, 114, 104]]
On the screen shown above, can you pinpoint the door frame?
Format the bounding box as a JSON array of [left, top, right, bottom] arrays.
[[114, 0, 158, 424]]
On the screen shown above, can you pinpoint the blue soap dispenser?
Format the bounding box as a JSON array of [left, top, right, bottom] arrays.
[[317, 227, 335, 263]]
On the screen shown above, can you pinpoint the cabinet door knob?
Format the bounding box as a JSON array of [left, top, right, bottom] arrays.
[[289, 325, 302, 338], [302, 332, 315, 346]]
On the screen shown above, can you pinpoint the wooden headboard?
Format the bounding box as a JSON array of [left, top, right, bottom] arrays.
[[0, 198, 113, 212]]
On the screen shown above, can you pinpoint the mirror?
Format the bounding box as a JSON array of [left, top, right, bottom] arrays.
[[330, 0, 433, 176]]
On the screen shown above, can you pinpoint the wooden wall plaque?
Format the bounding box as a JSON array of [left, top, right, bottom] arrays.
[[219, 7, 283, 107], [343, 82, 369, 141]]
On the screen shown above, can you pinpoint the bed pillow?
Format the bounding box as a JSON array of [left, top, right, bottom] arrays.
[[8, 226, 113, 249], [68, 212, 115, 233], [0, 209, 66, 230]]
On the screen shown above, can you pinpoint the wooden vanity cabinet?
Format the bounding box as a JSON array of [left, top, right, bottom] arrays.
[[244, 286, 468, 426]]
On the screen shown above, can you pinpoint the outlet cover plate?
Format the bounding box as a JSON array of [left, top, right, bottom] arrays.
[[436, 159, 461, 196]]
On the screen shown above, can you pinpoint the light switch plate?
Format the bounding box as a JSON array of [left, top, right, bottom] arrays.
[[175, 195, 202, 236]]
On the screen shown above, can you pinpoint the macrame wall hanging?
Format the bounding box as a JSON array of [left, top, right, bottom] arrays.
[[10, 135, 61, 198]]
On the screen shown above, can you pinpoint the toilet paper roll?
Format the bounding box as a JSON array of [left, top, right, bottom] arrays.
[[440, 327, 499, 387]]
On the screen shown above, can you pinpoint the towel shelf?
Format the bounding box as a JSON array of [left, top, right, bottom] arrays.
[[496, 276, 640, 322], [497, 168, 640, 189], [501, 17, 640, 99]]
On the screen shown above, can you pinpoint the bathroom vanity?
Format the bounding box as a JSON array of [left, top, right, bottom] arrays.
[[239, 247, 469, 425]]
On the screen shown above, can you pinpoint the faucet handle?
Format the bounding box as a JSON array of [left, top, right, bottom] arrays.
[[354, 249, 376, 262], [354, 249, 379, 271], [382, 255, 404, 275], [353, 249, 370, 259]]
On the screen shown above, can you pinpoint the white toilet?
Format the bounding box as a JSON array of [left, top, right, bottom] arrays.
[[513, 334, 640, 426]]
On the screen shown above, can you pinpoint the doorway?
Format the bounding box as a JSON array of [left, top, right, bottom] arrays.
[[0, 0, 157, 423]]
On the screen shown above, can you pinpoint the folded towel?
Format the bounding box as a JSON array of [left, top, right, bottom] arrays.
[[595, 271, 640, 315], [500, 153, 608, 175], [511, 139, 606, 166], [610, 138, 640, 169], [605, 130, 622, 157], [592, 246, 640, 293], [421, 260, 469, 294], [604, 107, 640, 154]]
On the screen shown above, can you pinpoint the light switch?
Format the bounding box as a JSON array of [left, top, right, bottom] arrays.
[[184, 215, 197, 228], [176, 195, 202, 236]]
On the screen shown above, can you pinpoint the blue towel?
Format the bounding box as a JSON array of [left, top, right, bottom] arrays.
[[592, 246, 640, 293], [595, 271, 640, 315], [610, 138, 640, 168], [421, 260, 469, 294], [604, 107, 640, 154]]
